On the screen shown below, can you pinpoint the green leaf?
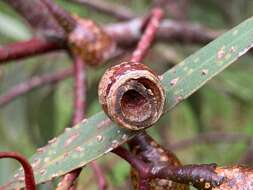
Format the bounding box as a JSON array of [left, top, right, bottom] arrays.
[[0, 12, 31, 40], [2, 17, 253, 189]]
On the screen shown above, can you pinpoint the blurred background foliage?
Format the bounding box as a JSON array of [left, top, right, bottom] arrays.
[[0, 0, 253, 189]]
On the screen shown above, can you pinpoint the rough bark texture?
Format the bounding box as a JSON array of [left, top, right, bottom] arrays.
[[213, 166, 253, 190], [129, 133, 189, 190]]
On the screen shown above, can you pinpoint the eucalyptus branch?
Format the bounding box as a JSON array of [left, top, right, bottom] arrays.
[[0, 38, 64, 64], [56, 57, 85, 190], [0, 152, 36, 190], [113, 147, 224, 189], [57, 57, 106, 190], [0, 18, 222, 64], [41, 0, 76, 33], [71, 0, 135, 21], [72, 56, 86, 124], [131, 8, 163, 62], [105, 18, 223, 47]]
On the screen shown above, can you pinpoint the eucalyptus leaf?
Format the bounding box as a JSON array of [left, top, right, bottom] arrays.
[[2, 16, 253, 189], [0, 12, 31, 40]]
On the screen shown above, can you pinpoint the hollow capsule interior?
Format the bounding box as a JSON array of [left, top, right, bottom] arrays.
[[98, 62, 165, 131]]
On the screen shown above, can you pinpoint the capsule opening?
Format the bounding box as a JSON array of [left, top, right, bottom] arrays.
[[121, 89, 151, 123]]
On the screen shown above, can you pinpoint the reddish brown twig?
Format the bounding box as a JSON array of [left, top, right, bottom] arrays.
[[56, 57, 85, 190], [90, 162, 107, 190], [0, 152, 36, 190], [57, 57, 106, 190], [0, 68, 73, 107], [150, 164, 224, 189], [113, 147, 151, 178], [72, 56, 107, 190], [72, 56, 86, 124], [0, 19, 221, 64], [152, 0, 189, 20], [71, 0, 135, 21], [113, 147, 223, 189], [105, 18, 222, 47], [6, 0, 219, 47], [41, 0, 76, 33], [56, 171, 81, 190], [0, 38, 63, 64], [131, 8, 164, 62]]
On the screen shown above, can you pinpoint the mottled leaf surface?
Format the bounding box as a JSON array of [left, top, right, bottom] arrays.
[[2, 17, 253, 189]]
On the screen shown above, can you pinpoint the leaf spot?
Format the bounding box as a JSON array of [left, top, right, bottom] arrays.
[[111, 140, 119, 148], [31, 158, 41, 168], [44, 157, 50, 163], [158, 75, 163, 80], [14, 173, 19, 179], [176, 96, 183, 103], [48, 137, 57, 145], [96, 135, 103, 142], [75, 146, 84, 152], [37, 147, 45, 154], [121, 134, 128, 141], [201, 69, 208, 75], [229, 46, 236, 53], [97, 118, 111, 129], [40, 169, 46, 176], [63, 152, 69, 160], [217, 48, 226, 60], [64, 133, 79, 147], [170, 77, 179, 86], [18, 176, 24, 181]]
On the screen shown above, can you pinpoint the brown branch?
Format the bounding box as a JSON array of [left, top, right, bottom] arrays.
[[90, 162, 107, 190], [56, 57, 85, 190], [57, 57, 106, 190], [131, 8, 163, 62], [0, 152, 36, 190], [71, 0, 221, 46], [41, 0, 76, 33], [128, 132, 189, 190], [113, 147, 224, 189], [105, 18, 223, 47], [152, 0, 189, 20], [213, 166, 253, 190], [71, 0, 135, 21], [0, 18, 222, 64], [72, 56, 86, 124], [1, 0, 223, 66], [151, 163, 224, 189], [114, 146, 253, 189], [0, 38, 64, 64], [112, 147, 151, 178], [0, 68, 73, 107]]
